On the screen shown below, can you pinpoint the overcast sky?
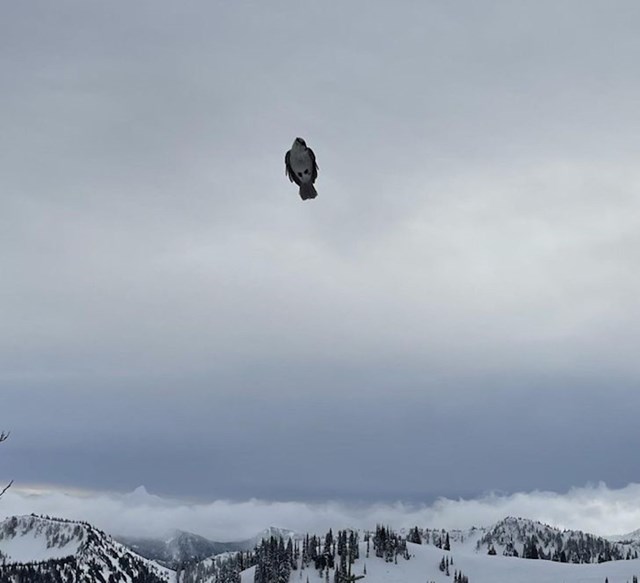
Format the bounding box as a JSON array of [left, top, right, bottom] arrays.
[[2, 1, 640, 511]]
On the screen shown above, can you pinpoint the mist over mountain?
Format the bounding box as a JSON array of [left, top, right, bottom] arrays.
[[115, 530, 241, 569], [114, 527, 299, 569]]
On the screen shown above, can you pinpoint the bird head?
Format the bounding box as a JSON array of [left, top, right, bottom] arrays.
[[295, 137, 306, 147]]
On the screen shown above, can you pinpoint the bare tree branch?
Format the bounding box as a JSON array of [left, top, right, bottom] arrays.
[[0, 431, 11, 498], [0, 480, 12, 498]]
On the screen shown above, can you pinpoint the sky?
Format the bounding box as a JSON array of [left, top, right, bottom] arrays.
[[2, 0, 640, 514]]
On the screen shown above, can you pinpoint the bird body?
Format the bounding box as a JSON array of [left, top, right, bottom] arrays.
[[285, 137, 318, 200]]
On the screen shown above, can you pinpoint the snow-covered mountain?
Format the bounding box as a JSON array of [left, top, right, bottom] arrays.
[[209, 523, 640, 583], [245, 526, 301, 548], [116, 529, 242, 569], [114, 525, 300, 569], [472, 516, 639, 562], [609, 528, 640, 545], [4, 514, 640, 583], [0, 514, 174, 582]]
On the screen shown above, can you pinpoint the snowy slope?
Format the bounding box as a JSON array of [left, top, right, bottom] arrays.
[[0, 514, 84, 563], [239, 539, 640, 583], [408, 517, 639, 562], [470, 517, 638, 561], [0, 515, 175, 583]]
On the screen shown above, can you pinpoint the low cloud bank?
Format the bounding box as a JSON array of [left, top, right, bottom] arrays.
[[2, 482, 640, 540]]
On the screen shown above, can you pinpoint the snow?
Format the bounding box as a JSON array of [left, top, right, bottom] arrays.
[[0, 528, 82, 563], [404, 543, 640, 583], [241, 565, 257, 583], [0, 515, 177, 583], [243, 537, 640, 583], [5, 514, 640, 583]]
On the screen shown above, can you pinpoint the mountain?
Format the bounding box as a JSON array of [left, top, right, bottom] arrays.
[[608, 528, 640, 545], [116, 529, 241, 569], [239, 535, 640, 583], [226, 524, 640, 583], [0, 514, 174, 583], [472, 516, 639, 562], [242, 526, 301, 550], [115, 525, 300, 569], [5, 514, 640, 583]]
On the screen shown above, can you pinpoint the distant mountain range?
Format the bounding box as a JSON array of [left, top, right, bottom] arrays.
[[115, 530, 242, 569], [2, 513, 640, 583], [609, 527, 640, 545], [115, 526, 300, 569]]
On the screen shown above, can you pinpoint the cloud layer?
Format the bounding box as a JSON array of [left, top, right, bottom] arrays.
[[3, 482, 640, 540]]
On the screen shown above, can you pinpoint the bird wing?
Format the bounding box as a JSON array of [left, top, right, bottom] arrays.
[[285, 150, 302, 186], [308, 148, 319, 182]]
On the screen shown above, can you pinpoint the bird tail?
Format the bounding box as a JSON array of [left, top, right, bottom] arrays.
[[299, 183, 318, 200]]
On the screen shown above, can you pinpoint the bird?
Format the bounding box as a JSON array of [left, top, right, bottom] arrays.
[[285, 137, 319, 200]]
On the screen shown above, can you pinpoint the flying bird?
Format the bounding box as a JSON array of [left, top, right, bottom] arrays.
[[285, 137, 319, 200]]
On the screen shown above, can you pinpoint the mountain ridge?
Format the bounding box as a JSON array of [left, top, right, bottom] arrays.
[[473, 516, 640, 562], [0, 514, 174, 582]]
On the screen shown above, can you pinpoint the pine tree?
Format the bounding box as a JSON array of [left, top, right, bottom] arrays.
[[408, 527, 422, 544], [349, 530, 359, 561]]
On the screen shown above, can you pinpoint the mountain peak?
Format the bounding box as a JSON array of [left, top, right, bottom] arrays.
[[256, 526, 299, 540], [477, 516, 639, 562], [0, 514, 173, 582]]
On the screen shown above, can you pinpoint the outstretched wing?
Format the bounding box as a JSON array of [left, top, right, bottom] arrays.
[[308, 147, 319, 182], [285, 150, 302, 186]]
